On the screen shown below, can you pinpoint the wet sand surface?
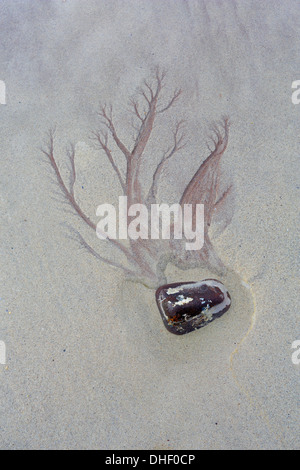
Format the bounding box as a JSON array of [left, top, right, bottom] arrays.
[[0, 0, 299, 449]]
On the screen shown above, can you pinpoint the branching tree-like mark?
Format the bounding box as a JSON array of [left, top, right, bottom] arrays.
[[172, 117, 232, 271], [42, 69, 233, 287]]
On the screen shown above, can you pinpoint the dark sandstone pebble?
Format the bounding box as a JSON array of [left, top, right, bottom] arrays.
[[156, 279, 231, 335]]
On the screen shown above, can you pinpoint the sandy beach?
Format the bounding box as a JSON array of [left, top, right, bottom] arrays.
[[0, 0, 299, 449]]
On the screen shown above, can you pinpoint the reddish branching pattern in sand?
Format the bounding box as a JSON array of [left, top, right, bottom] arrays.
[[42, 68, 233, 287]]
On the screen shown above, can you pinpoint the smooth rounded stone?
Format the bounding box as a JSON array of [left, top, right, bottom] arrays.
[[155, 279, 231, 335]]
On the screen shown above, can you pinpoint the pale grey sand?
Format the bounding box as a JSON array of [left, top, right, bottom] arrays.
[[0, 0, 299, 449]]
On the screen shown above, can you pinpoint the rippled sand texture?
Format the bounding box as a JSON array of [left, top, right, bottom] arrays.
[[0, 0, 299, 449]]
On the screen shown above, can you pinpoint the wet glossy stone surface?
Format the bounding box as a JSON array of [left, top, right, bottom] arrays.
[[156, 279, 231, 335]]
